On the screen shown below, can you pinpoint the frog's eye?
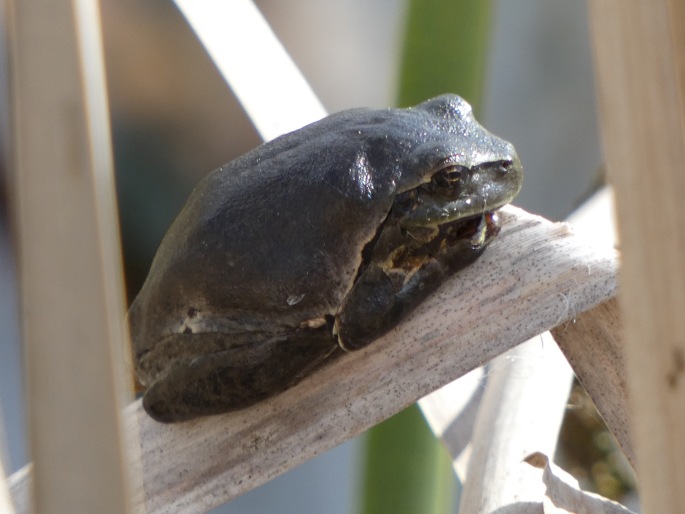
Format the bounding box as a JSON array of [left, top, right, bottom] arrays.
[[432, 165, 467, 188]]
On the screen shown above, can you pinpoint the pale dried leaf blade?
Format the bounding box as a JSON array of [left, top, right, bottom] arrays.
[[458, 334, 573, 511], [174, 0, 326, 141], [1, 463, 14, 513], [551, 299, 634, 466], [9, 207, 618, 514], [0, 404, 15, 514], [525, 452, 637, 514], [419, 367, 486, 477], [5, 467, 29, 514]]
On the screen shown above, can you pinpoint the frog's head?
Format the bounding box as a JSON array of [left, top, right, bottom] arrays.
[[375, 95, 523, 250]]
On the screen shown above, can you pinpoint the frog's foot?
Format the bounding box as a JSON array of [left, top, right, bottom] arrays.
[[142, 331, 337, 423]]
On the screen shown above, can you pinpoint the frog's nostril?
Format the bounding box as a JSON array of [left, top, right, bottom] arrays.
[[496, 161, 513, 174]]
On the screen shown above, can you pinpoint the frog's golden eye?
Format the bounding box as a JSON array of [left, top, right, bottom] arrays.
[[432, 165, 467, 188], [443, 166, 465, 181]]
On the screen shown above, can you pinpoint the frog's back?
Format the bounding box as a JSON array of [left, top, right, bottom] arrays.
[[135, 109, 407, 334]]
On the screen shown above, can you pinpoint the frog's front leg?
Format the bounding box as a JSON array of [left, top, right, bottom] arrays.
[[142, 330, 338, 423], [334, 238, 487, 351]]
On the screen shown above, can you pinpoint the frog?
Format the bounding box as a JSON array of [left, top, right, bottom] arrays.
[[129, 94, 523, 423]]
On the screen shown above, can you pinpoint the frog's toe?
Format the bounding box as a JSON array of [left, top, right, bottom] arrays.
[[142, 371, 212, 423], [142, 384, 178, 423], [141, 331, 339, 423], [141, 352, 274, 423]]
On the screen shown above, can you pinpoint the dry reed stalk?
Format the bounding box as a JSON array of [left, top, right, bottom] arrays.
[[588, 0, 685, 511], [7, 1, 134, 512]]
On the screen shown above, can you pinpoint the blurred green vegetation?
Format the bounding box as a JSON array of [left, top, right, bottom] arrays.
[[397, 0, 493, 113], [359, 406, 455, 514]]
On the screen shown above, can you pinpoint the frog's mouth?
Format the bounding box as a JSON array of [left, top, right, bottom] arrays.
[[445, 210, 501, 248], [416, 209, 501, 256], [377, 208, 501, 276]]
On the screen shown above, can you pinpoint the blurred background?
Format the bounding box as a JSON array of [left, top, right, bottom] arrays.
[[0, 0, 625, 512]]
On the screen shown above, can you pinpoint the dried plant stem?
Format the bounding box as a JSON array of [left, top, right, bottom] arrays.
[[588, 0, 685, 510]]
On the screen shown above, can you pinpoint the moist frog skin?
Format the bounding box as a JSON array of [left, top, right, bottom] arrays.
[[129, 94, 523, 423]]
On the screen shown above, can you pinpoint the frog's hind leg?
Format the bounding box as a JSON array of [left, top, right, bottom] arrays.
[[142, 330, 338, 423]]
